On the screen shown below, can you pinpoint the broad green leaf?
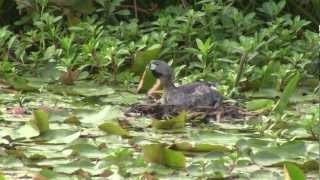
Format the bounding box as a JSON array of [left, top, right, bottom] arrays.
[[54, 159, 103, 175], [32, 109, 50, 134], [0, 171, 5, 180], [136, 68, 157, 93], [39, 168, 57, 179], [250, 170, 282, 180], [67, 143, 105, 159], [132, 44, 161, 74], [4, 75, 41, 91], [41, 129, 77, 143], [284, 163, 305, 180], [80, 106, 123, 125], [260, 61, 280, 89], [16, 123, 40, 139], [99, 122, 130, 137], [275, 73, 300, 113], [143, 144, 186, 169], [152, 111, 187, 129], [245, 99, 274, 111], [48, 82, 114, 97]]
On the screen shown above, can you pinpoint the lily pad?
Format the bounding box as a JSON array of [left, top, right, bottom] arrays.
[[48, 82, 114, 97], [171, 142, 231, 153], [143, 144, 186, 169]]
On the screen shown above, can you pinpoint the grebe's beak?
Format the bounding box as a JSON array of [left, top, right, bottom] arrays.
[[149, 63, 157, 70]]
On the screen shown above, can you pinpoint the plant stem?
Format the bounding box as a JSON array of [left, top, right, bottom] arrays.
[[234, 53, 247, 88]]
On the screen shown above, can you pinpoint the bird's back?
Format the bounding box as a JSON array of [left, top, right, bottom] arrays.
[[164, 82, 223, 108]]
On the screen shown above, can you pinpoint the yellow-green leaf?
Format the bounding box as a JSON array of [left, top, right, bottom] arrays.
[[284, 163, 305, 180], [99, 122, 130, 137], [274, 72, 300, 113], [32, 109, 50, 134], [143, 144, 186, 169], [132, 44, 161, 74]]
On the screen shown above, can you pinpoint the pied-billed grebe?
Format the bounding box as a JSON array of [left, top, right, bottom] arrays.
[[149, 60, 223, 108]]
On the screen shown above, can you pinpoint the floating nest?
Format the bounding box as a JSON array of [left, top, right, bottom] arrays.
[[125, 102, 257, 121]]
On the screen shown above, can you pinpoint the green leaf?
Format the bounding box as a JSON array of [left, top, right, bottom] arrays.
[[132, 44, 161, 74], [0, 171, 5, 180], [284, 163, 305, 180], [252, 151, 282, 166], [143, 144, 186, 169], [4, 75, 40, 91], [152, 111, 187, 129], [245, 99, 274, 111], [32, 109, 50, 134], [274, 73, 300, 113], [99, 122, 130, 137], [16, 123, 40, 139], [171, 142, 231, 153], [39, 168, 57, 179], [48, 82, 115, 97], [136, 68, 157, 93]]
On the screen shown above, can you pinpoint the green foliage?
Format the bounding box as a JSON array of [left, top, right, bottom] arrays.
[[284, 163, 306, 180], [274, 72, 300, 114]]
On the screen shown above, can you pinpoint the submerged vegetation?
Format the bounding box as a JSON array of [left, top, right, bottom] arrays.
[[0, 0, 319, 179]]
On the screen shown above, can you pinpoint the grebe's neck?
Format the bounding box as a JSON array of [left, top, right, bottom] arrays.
[[160, 77, 175, 90]]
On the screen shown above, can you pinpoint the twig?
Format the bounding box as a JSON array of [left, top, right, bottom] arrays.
[[133, 0, 138, 19], [120, 5, 150, 15]]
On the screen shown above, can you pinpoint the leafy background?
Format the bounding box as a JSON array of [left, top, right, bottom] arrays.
[[0, 0, 319, 179]]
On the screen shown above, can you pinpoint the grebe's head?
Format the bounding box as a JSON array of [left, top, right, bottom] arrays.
[[149, 60, 173, 80]]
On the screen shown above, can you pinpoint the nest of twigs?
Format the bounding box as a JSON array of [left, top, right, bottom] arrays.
[[125, 102, 257, 121]]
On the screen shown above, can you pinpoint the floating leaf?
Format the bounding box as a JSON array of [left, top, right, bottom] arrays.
[[64, 115, 80, 125], [275, 73, 300, 113], [152, 111, 187, 129], [16, 123, 40, 139], [252, 150, 282, 166], [250, 169, 282, 180], [48, 82, 115, 97], [99, 122, 130, 137], [171, 142, 231, 153], [32, 109, 50, 134], [80, 106, 123, 126], [4, 75, 42, 91], [38, 168, 57, 179], [67, 143, 105, 159], [284, 163, 305, 180], [143, 144, 186, 169]]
